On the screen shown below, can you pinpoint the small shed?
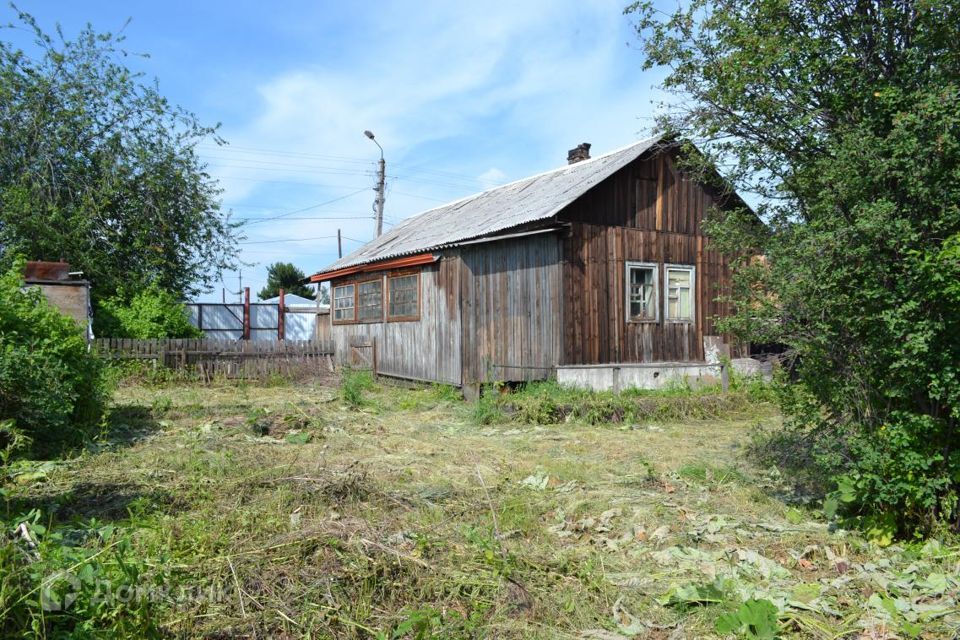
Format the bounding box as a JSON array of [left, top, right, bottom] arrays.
[[24, 261, 93, 340]]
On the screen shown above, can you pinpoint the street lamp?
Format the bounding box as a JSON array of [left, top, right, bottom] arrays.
[[364, 130, 385, 237]]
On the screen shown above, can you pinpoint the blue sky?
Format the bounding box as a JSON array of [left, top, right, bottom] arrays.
[[14, 1, 671, 301]]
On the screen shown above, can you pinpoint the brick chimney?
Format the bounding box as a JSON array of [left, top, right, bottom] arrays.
[[567, 142, 591, 164]]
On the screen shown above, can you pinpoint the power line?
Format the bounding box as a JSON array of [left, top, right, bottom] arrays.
[[197, 144, 372, 164], [239, 235, 366, 245], [239, 189, 369, 226], [200, 144, 491, 186], [219, 176, 369, 188], [206, 161, 375, 177], [391, 191, 448, 203]]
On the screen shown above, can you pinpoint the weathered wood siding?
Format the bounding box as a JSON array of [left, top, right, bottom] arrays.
[[560, 148, 714, 235], [558, 149, 737, 365], [459, 234, 562, 383], [329, 257, 462, 385]]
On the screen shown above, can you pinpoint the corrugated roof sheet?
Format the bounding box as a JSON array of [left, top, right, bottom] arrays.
[[314, 135, 663, 275]]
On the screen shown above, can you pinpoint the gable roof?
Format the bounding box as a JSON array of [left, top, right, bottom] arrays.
[[261, 293, 318, 307], [311, 135, 664, 277]]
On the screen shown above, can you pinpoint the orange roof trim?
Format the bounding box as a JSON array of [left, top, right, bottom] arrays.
[[308, 253, 438, 283]]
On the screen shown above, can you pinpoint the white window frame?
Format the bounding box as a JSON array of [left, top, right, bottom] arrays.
[[664, 264, 695, 324], [625, 261, 659, 323]]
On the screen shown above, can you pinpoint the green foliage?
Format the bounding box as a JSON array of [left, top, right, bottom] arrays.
[[341, 368, 376, 408], [258, 262, 316, 301], [470, 380, 773, 426], [471, 389, 504, 425], [0, 10, 239, 302], [715, 599, 780, 639], [628, 0, 960, 535], [0, 260, 108, 456], [96, 284, 201, 338], [0, 510, 166, 639]]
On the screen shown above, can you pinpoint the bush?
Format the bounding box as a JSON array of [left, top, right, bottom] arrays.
[[96, 284, 201, 339], [0, 260, 108, 456]]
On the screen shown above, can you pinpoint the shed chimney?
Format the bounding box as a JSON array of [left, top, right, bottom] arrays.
[[567, 142, 591, 164]]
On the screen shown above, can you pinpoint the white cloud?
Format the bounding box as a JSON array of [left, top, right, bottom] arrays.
[[197, 0, 666, 299]]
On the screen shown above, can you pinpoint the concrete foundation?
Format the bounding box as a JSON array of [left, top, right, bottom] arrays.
[[556, 362, 724, 392]]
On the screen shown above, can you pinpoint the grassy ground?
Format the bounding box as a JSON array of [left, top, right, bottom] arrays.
[[3, 374, 959, 639]]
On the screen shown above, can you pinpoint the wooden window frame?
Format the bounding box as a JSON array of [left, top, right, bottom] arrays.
[[625, 261, 658, 323], [332, 283, 356, 324], [664, 264, 695, 324], [355, 277, 384, 324], [387, 271, 421, 322]]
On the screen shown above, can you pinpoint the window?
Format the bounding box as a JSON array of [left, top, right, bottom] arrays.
[[357, 279, 383, 322], [388, 273, 420, 320], [665, 265, 695, 322], [333, 284, 355, 322], [626, 262, 657, 321]]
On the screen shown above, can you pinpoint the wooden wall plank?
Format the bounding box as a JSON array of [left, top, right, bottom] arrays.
[[458, 234, 561, 383]]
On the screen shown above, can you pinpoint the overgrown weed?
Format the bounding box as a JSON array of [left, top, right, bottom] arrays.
[[470, 379, 776, 426], [341, 367, 376, 408]]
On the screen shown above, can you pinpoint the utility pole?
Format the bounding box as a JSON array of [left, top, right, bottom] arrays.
[[364, 130, 385, 237]]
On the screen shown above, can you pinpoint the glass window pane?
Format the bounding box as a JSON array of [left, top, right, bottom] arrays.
[[389, 275, 419, 319], [357, 280, 383, 321], [668, 270, 690, 288], [666, 268, 693, 320], [333, 284, 355, 321]]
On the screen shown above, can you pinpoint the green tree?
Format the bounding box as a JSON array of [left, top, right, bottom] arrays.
[[628, 0, 960, 535], [97, 284, 202, 339], [258, 262, 316, 301], [0, 10, 239, 307]]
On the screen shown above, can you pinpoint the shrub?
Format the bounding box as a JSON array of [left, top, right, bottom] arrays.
[[96, 284, 201, 339], [0, 259, 108, 456]]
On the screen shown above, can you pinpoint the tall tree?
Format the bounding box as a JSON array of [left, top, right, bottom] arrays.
[[628, 0, 960, 535], [258, 262, 316, 301], [0, 9, 239, 302]]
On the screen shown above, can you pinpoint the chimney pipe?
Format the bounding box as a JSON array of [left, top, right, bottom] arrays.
[[567, 142, 591, 164]]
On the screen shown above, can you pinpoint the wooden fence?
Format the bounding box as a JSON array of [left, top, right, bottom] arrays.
[[94, 338, 336, 380]]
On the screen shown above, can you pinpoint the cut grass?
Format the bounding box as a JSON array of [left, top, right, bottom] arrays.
[[2, 376, 958, 639]]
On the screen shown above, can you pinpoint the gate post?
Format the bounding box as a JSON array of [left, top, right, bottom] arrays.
[[278, 288, 285, 341], [243, 287, 251, 340]]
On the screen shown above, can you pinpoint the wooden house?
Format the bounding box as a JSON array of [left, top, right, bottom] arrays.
[[306, 136, 748, 391]]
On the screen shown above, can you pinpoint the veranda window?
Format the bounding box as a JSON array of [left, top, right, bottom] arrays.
[[357, 279, 383, 322], [333, 284, 355, 322], [388, 273, 420, 320]]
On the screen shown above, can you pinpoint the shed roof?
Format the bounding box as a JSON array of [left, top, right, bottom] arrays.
[[261, 293, 322, 308], [312, 135, 664, 276]]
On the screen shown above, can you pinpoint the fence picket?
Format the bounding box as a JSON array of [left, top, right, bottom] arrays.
[[93, 338, 335, 381]]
